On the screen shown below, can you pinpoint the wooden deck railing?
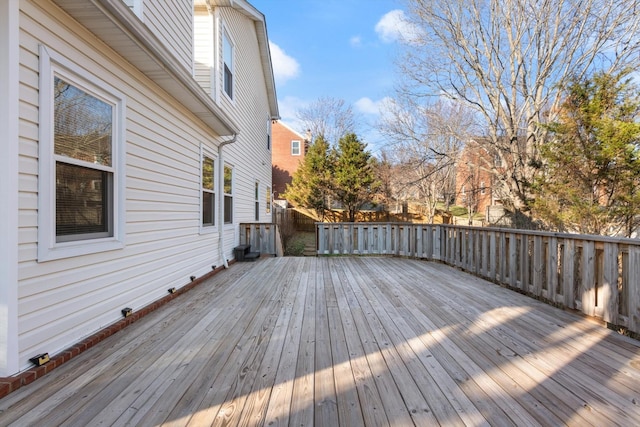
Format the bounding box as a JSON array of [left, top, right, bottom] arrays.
[[316, 222, 640, 335], [239, 223, 283, 257]]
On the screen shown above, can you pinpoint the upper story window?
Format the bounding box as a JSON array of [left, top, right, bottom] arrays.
[[291, 140, 301, 156], [223, 31, 234, 99], [201, 150, 216, 228], [267, 117, 272, 150], [39, 45, 125, 261]]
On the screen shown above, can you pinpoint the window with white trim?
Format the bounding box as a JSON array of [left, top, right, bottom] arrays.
[[223, 31, 234, 99], [255, 181, 260, 221], [267, 117, 272, 150], [38, 45, 125, 261], [266, 186, 271, 214], [494, 153, 502, 167], [201, 150, 216, 227], [224, 164, 233, 224], [291, 140, 301, 156]]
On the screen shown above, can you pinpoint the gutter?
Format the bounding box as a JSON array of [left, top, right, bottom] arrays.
[[218, 134, 237, 268]]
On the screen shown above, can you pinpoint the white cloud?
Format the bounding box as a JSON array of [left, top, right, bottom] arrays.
[[277, 95, 308, 131], [350, 35, 362, 48], [355, 96, 392, 116], [375, 10, 422, 44], [269, 41, 300, 85]]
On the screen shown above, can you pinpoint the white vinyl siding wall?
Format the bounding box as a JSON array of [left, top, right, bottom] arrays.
[[142, 0, 193, 72], [217, 8, 272, 227], [17, 2, 223, 371], [193, 4, 213, 96]]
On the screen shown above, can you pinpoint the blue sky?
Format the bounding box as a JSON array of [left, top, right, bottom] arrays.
[[250, 0, 412, 152]]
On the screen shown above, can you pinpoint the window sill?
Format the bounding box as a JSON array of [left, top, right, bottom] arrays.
[[38, 238, 125, 262], [199, 225, 219, 235]]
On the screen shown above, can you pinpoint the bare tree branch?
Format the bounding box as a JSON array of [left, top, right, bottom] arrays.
[[400, 0, 640, 212], [377, 97, 476, 221], [296, 97, 357, 146]]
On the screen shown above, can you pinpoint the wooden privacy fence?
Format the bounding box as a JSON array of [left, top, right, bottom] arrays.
[[316, 222, 640, 335], [239, 223, 283, 257]]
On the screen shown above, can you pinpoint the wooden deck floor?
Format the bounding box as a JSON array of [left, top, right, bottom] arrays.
[[2, 257, 640, 426]]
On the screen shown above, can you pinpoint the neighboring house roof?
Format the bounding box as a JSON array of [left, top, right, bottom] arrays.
[[274, 120, 307, 140], [51, 0, 279, 135]]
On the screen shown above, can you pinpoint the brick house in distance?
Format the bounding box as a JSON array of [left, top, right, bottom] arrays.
[[271, 120, 309, 201], [455, 138, 503, 219]]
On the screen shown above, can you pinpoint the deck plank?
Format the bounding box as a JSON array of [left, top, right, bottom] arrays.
[[313, 258, 340, 426], [262, 259, 310, 427], [2, 257, 640, 426], [330, 258, 390, 427], [288, 258, 317, 427], [323, 261, 365, 427]]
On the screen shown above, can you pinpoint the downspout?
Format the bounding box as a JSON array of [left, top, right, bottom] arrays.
[[218, 134, 237, 268]]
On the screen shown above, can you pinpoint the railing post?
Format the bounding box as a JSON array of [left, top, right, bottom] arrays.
[[629, 246, 640, 333], [499, 232, 507, 282], [519, 234, 529, 291], [581, 240, 596, 317], [370, 224, 376, 254], [488, 231, 496, 281], [547, 237, 558, 303], [509, 232, 518, 289], [466, 229, 473, 271], [532, 235, 544, 296], [434, 225, 441, 260], [602, 242, 619, 324], [448, 227, 455, 264], [345, 223, 352, 254], [481, 230, 488, 277], [562, 239, 575, 309], [317, 223, 325, 255]]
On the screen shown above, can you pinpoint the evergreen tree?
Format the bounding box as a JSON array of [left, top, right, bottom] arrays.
[[283, 136, 332, 219], [533, 71, 640, 236], [333, 133, 379, 222]]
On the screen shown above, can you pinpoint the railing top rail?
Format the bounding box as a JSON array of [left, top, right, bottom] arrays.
[[315, 222, 425, 226], [315, 222, 640, 246]]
